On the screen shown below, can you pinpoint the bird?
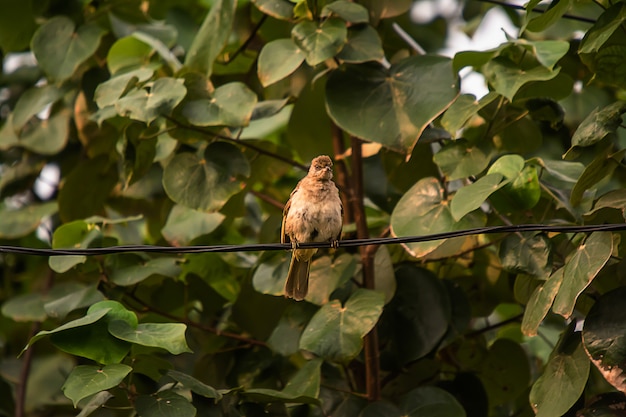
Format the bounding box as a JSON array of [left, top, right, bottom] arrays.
[[281, 155, 343, 301]]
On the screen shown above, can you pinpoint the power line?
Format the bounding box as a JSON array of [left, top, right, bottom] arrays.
[[0, 223, 624, 257]]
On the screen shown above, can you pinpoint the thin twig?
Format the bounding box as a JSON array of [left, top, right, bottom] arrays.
[[164, 115, 308, 171], [391, 23, 426, 55], [476, 0, 596, 24], [224, 14, 268, 64], [249, 190, 285, 211], [466, 313, 523, 337], [123, 291, 267, 347]]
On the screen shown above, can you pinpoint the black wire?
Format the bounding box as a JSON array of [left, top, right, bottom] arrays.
[[0, 223, 624, 257]]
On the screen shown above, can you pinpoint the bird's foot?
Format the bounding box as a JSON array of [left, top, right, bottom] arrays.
[[330, 239, 340, 249]]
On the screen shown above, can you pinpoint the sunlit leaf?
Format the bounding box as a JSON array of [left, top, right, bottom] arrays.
[[530, 328, 589, 417], [450, 174, 505, 221], [553, 232, 613, 318], [583, 287, 626, 393], [108, 321, 192, 355]]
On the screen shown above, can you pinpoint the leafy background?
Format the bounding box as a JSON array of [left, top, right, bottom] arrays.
[[1, 0, 626, 416]]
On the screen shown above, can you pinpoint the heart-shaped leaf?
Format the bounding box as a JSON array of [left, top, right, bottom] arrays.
[[291, 18, 347, 66], [162, 142, 250, 211], [326, 55, 459, 153], [299, 289, 384, 362], [31, 17, 106, 83], [337, 25, 384, 63], [258, 39, 305, 87], [62, 364, 131, 407], [182, 82, 257, 127]]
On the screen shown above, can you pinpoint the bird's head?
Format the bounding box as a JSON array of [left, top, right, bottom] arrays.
[[309, 155, 334, 180]]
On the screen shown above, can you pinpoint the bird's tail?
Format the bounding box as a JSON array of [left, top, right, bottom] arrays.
[[284, 256, 311, 301]]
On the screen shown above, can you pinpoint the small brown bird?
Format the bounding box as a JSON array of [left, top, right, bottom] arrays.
[[282, 155, 343, 301]]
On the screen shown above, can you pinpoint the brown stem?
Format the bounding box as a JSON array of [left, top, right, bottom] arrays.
[[249, 189, 285, 211], [15, 269, 55, 417], [331, 123, 354, 224], [350, 136, 381, 402], [223, 14, 268, 64]]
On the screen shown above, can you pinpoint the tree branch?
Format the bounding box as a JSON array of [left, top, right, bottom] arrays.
[[350, 136, 381, 402], [331, 122, 354, 224], [223, 14, 268, 64], [476, 0, 596, 24]]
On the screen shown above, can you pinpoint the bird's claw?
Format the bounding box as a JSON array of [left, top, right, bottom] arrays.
[[330, 239, 339, 249]]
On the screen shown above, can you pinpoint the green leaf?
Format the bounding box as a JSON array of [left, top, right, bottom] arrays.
[[586, 189, 626, 220], [182, 253, 240, 302], [530, 329, 589, 417], [107, 36, 155, 74], [95, 68, 155, 108], [108, 321, 192, 354], [570, 149, 626, 207], [400, 386, 466, 417], [336, 25, 384, 63], [525, 0, 572, 32], [116, 77, 186, 124], [11, 85, 65, 132], [390, 177, 485, 257], [167, 370, 222, 400], [0, 110, 71, 155], [583, 286, 626, 392], [31, 17, 106, 83], [162, 205, 225, 245], [521, 267, 564, 336], [488, 157, 542, 212], [44, 284, 104, 320], [109, 257, 182, 286], [135, 391, 196, 417], [499, 232, 552, 277], [76, 391, 113, 417], [132, 32, 182, 73], [162, 142, 250, 211], [291, 19, 347, 66], [299, 289, 384, 362], [49, 220, 101, 273], [182, 82, 257, 127], [326, 56, 459, 153], [432, 139, 491, 180], [252, 0, 294, 20], [1, 293, 47, 322], [382, 265, 451, 365], [322, 1, 369, 23], [257, 39, 305, 87], [252, 251, 291, 296], [268, 303, 318, 356], [483, 57, 560, 101], [441, 92, 499, 136], [62, 364, 132, 407], [23, 307, 111, 353], [0, 201, 57, 239], [479, 339, 530, 406], [579, 3, 626, 54], [48, 302, 136, 364], [553, 232, 613, 318], [184, 0, 237, 77], [306, 254, 358, 305], [244, 358, 322, 404], [450, 174, 505, 221], [570, 101, 626, 149]]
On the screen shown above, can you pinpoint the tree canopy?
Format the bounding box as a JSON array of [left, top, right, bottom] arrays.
[[1, 0, 626, 416]]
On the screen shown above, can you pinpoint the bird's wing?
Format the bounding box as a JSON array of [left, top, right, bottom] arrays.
[[280, 185, 297, 244]]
